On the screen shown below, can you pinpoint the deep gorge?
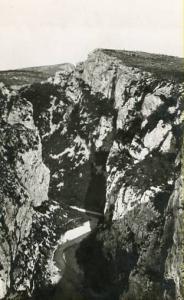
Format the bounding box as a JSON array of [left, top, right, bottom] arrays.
[[0, 49, 183, 300]]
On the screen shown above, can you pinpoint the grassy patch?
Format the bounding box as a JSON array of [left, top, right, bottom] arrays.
[[101, 49, 184, 82], [0, 64, 71, 86]]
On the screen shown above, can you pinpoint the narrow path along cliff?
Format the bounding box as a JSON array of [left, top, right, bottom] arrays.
[[47, 208, 103, 300], [54, 207, 102, 276]]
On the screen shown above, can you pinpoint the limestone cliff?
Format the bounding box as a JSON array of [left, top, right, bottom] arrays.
[[0, 49, 183, 300]]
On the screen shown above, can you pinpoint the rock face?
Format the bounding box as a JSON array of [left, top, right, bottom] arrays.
[[0, 49, 183, 300], [0, 84, 50, 298]]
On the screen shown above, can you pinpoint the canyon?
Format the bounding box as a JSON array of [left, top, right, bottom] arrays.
[[0, 49, 183, 300]]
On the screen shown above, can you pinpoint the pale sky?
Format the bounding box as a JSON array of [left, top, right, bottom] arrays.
[[0, 0, 182, 70]]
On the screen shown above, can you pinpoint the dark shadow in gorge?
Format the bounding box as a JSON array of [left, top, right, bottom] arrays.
[[84, 151, 109, 214], [75, 224, 139, 300], [50, 150, 114, 300], [31, 150, 109, 300]]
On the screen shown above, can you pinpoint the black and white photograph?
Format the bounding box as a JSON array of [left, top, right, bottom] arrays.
[[0, 0, 183, 299]]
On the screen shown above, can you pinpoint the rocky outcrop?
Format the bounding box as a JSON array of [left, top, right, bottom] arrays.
[[0, 49, 183, 300], [0, 83, 88, 299], [0, 84, 50, 298], [76, 50, 183, 300]]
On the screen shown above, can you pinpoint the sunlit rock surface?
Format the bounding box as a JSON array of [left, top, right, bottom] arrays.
[[0, 49, 183, 300]]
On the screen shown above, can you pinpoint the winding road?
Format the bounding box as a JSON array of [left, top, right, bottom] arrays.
[[54, 207, 102, 276]]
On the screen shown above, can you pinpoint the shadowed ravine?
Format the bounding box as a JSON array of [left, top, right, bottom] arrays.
[[33, 210, 101, 300]]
